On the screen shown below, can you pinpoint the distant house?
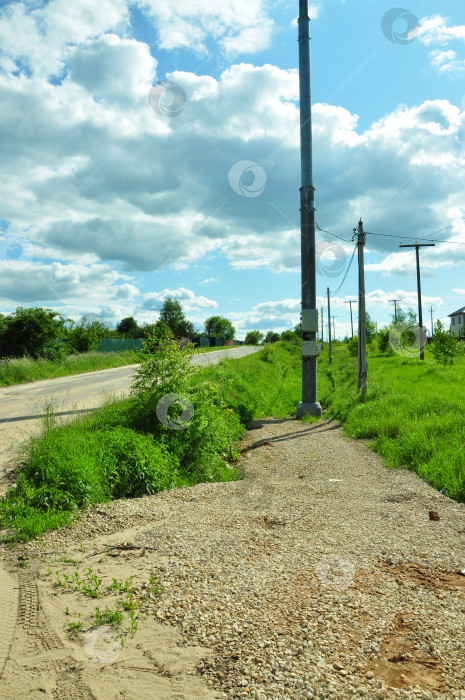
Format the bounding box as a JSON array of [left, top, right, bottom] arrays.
[[448, 306, 465, 336]]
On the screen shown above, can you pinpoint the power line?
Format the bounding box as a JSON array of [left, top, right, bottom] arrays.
[[316, 220, 465, 246], [330, 243, 357, 296], [366, 231, 465, 246], [315, 222, 352, 242]]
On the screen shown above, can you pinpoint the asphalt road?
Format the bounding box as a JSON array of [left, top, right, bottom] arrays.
[[0, 346, 260, 487]]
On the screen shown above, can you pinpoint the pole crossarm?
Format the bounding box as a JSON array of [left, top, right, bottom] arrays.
[[344, 300, 357, 339]]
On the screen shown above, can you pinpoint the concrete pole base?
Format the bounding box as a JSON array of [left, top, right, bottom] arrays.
[[296, 401, 322, 419]]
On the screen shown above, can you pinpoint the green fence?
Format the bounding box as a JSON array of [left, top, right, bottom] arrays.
[[96, 338, 144, 353]]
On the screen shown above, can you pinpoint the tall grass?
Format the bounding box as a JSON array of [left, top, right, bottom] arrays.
[[317, 343, 465, 502], [0, 351, 138, 386]]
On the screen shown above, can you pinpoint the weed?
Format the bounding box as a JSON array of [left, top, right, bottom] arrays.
[[92, 604, 124, 627], [67, 613, 84, 636]]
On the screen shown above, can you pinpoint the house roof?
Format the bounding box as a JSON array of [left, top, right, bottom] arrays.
[[448, 306, 465, 317]]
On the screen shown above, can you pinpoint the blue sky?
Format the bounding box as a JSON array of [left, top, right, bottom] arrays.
[[1, 0, 465, 339]]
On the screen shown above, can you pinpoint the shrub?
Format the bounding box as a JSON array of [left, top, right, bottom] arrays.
[[431, 320, 463, 366]]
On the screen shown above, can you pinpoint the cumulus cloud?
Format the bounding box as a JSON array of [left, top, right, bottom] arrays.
[[134, 0, 274, 56], [1, 2, 465, 328], [417, 15, 465, 73], [142, 287, 217, 312]]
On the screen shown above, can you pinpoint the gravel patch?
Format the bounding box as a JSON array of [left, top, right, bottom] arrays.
[[7, 418, 465, 699]]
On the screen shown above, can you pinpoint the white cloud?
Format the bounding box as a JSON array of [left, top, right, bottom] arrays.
[[142, 287, 218, 312], [134, 0, 274, 56], [199, 277, 219, 285], [417, 15, 465, 73], [417, 15, 465, 46]]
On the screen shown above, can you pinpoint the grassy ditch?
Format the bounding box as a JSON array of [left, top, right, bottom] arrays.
[[317, 343, 465, 503], [0, 351, 138, 387]]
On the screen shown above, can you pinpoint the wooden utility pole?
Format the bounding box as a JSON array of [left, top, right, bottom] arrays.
[[331, 316, 338, 340], [355, 219, 367, 394], [399, 242, 435, 360], [344, 300, 356, 338], [389, 298, 402, 323], [327, 287, 332, 364]]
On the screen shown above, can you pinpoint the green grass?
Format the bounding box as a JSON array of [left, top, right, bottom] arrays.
[[0, 351, 138, 387], [317, 343, 465, 502]]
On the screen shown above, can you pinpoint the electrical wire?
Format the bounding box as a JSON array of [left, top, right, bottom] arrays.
[[330, 243, 357, 297], [365, 230, 465, 246], [315, 222, 352, 242]]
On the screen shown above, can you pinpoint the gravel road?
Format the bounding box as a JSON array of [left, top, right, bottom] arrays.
[[0, 346, 260, 487]]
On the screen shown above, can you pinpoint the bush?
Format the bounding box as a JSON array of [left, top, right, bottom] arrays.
[[431, 320, 463, 366], [377, 327, 394, 355], [347, 336, 358, 357], [0, 306, 69, 361]]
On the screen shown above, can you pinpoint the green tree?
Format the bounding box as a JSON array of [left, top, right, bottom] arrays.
[[204, 315, 235, 340], [431, 320, 463, 366], [365, 312, 377, 344], [280, 330, 300, 344], [264, 331, 280, 344], [244, 330, 264, 346], [377, 326, 394, 355], [142, 320, 172, 339], [116, 316, 142, 338], [159, 298, 196, 338], [391, 306, 417, 325], [66, 317, 103, 353], [0, 306, 69, 360], [293, 323, 302, 339]]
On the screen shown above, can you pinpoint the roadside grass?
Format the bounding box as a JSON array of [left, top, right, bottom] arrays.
[[0, 351, 138, 387], [317, 343, 465, 502], [0, 345, 242, 388], [2, 339, 464, 543]]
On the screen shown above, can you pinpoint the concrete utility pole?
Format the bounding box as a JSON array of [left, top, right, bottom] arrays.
[[327, 287, 332, 364], [430, 306, 434, 337], [331, 316, 338, 340], [320, 306, 324, 344], [344, 300, 356, 338], [354, 219, 367, 395], [389, 299, 402, 323], [399, 242, 435, 360], [296, 0, 321, 418]]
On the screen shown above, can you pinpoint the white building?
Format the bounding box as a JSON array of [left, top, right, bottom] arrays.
[[448, 306, 465, 336]]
